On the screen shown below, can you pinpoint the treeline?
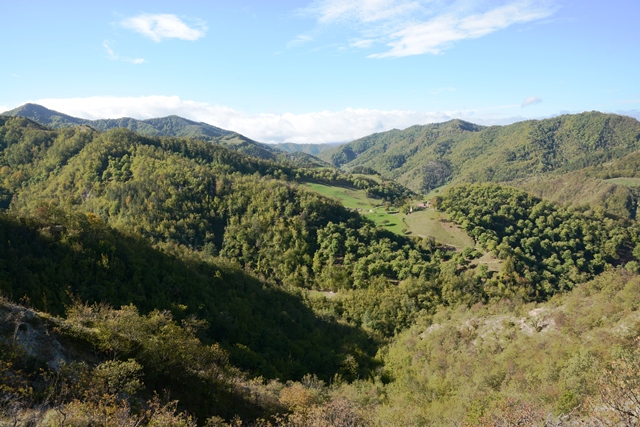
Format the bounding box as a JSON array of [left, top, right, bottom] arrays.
[[294, 167, 414, 203], [510, 172, 639, 219], [440, 184, 640, 300]]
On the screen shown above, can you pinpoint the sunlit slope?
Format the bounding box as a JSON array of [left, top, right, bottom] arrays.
[[321, 112, 640, 193]]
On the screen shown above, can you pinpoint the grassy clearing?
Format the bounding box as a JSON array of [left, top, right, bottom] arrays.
[[424, 184, 452, 200], [303, 182, 407, 233], [303, 182, 379, 210], [404, 209, 474, 248], [469, 251, 504, 272], [303, 182, 475, 248], [604, 177, 640, 186], [308, 290, 339, 299]]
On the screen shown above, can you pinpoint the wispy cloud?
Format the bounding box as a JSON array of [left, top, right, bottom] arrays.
[[31, 95, 532, 144], [522, 96, 542, 107], [302, 0, 556, 58], [350, 39, 374, 48], [121, 14, 207, 42], [287, 34, 313, 47], [0, 105, 8, 113], [103, 41, 145, 64], [310, 0, 423, 24]]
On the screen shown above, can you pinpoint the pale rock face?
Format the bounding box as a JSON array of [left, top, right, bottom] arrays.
[[1, 301, 69, 369]]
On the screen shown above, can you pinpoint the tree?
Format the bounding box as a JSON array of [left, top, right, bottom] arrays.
[[588, 339, 640, 426]]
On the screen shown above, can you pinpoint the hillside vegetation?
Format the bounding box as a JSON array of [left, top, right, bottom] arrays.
[[2, 103, 233, 139], [2, 114, 640, 426], [322, 112, 640, 194], [2, 104, 328, 168]]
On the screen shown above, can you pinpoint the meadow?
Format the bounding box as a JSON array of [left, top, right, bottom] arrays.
[[303, 182, 474, 248]]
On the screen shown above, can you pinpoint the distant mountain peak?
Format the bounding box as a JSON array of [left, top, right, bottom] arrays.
[[3, 103, 85, 127], [1, 103, 234, 139], [440, 118, 484, 132], [0, 103, 329, 168]]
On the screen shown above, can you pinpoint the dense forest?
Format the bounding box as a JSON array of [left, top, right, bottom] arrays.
[[321, 112, 640, 195], [2, 113, 640, 426]]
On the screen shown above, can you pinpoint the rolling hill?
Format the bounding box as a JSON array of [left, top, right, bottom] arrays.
[[2, 103, 233, 138], [1, 103, 329, 167], [321, 112, 640, 193], [2, 112, 640, 425]]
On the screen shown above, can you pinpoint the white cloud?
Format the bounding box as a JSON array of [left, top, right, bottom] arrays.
[[121, 14, 207, 42], [287, 34, 313, 47], [103, 41, 145, 64], [0, 105, 9, 113], [304, 0, 555, 57], [350, 39, 374, 48], [371, 2, 554, 57], [522, 96, 542, 107], [310, 0, 422, 24], [31, 95, 528, 144]]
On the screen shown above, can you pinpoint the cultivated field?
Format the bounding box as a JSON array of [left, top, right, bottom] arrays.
[[303, 182, 475, 249]]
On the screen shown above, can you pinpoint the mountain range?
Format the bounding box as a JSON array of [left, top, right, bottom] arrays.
[[7, 104, 640, 218], [1, 103, 329, 167], [2, 103, 233, 139], [320, 112, 640, 192]]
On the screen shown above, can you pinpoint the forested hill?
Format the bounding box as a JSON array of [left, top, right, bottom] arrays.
[[3, 115, 640, 425], [320, 112, 640, 192], [3, 103, 234, 138], [2, 103, 330, 167]]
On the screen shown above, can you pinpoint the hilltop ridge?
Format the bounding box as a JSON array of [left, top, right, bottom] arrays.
[[1, 103, 329, 167], [321, 111, 640, 192]]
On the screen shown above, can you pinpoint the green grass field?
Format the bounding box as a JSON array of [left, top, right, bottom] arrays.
[[303, 182, 406, 233], [308, 290, 339, 299], [303, 182, 475, 248], [424, 184, 452, 200], [404, 210, 475, 248], [604, 177, 640, 186], [303, 183, 379, 210]]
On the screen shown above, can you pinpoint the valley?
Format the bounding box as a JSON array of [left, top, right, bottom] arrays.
[[1, 107, 640, 426]]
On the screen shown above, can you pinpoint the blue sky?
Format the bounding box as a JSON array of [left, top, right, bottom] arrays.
[[1, 0, 639, 143]]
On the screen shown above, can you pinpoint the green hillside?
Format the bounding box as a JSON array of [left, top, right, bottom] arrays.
[[321, 112, 640, 193], [378, 269, 640, 425], [1, 103, 330, 167], [3, 103, 233, 138], [2, 115, 640, 426]]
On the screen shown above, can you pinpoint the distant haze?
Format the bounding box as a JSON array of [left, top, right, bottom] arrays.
[[16, 96, 535, 144]]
